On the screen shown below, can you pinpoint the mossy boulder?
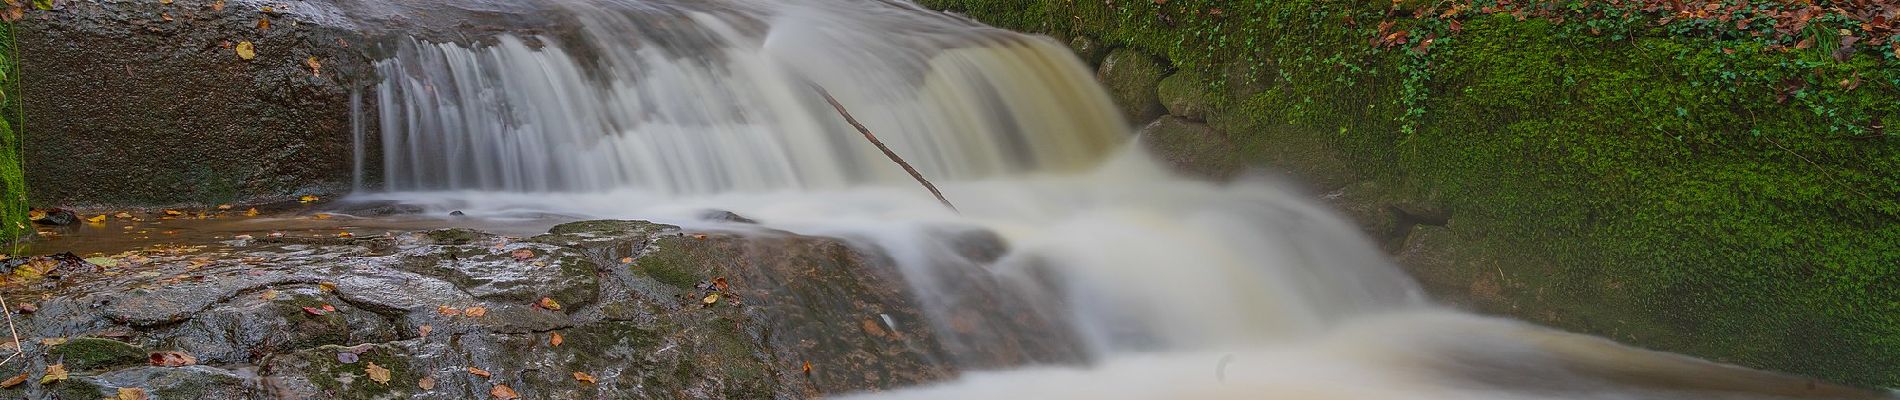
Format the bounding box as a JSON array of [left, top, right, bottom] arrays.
[[1095, 48, 1167, 124], [1137, 117, 1242, 179], [1066, 35, 1109, 66], [1156, 71, 1212, 121], [50, 338, 146, 371]]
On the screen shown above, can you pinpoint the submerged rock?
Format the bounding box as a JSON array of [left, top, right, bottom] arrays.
[[0, 220, 1047, 399]]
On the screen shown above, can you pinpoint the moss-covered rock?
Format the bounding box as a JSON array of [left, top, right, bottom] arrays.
[[1155, 71, 1211, 121], [1095, 48, 1167, 124], [1136, 117, 1242, 179], [50, 337, 146, 371]]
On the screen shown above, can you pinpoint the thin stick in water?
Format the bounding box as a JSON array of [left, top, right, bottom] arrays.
[[810, 84, 960, 213]]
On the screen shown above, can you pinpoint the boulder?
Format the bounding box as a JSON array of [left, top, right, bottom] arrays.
[[1095, 48, 1167, 124], [1137, 117, 1242, 179], [1156, 71, 1212, 121]]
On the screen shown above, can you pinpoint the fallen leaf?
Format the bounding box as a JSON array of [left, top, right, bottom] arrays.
[[418, 324, 432, 338], [29, 0, 47, 11], [366, 362, 392, 385], [116, 387, 148, 400], [691, 234, 707, 240], [467, 366, 492, 378], [573, 371, 597, 384], [712, 277, 729, 291], [161, 12, 172, 21], [319, 282, 338, 292], [87, 214, 107, 223], [217, 204, 233, 210], [549, 332, 563, 347], [245, 208, 260, 217], [437, 306, 462, 316], [802, 360, 813, 376], [301, 306, 329, 316], [210, 0, 223, 11], [464, 306, 487, 317], [14, 303, 33, 314], [299, 195, 320, 203], [235, 41, 256, 60], [256, 17, 269, 31], [701, 292, 721, 305], [114, 212, 134, 218], [418, 376, 436, 390], [149, 351, 196, 367], [619, 257, 633, 263], [322, 304, 336, 312], [337, 232, 354, 238], [538, 297, 561, 311], [39, 363, 67, 384], [490, 384, 520, 399], [0, 372, 26, 388], [260, 289, 278, 300], [306, 56, 321, 76], [164, 210, 184, 216], [38, 337, 67, 346], [158, 0, 170, 4], [86, 257, 120, 267], [510, 249, 535, 261]]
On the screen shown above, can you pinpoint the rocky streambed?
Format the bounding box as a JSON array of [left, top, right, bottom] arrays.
[[0, 218, 1023, 399]]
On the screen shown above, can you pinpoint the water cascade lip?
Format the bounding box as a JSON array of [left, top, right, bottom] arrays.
[[348, 1, 1894, 398]]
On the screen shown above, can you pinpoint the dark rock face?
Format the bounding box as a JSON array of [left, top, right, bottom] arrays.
[[15, 0, 571, 208], [0, 220, 993, 399], [1137, 117, 1241, 179], [1095, 48, 1166, 125]]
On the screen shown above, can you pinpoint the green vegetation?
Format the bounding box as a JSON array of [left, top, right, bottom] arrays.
[[49, 338, 147, 371], [0, 21, 25, 245], [923, 0, 1900, 388]]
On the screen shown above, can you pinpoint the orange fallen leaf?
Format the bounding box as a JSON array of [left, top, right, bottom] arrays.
[[306, 56, 321, 76], [549, 332, 563, 347], [301, 306, 329, 316], [256, 17, 270, 31], [319, 282, 338, 292], [712, 276, 729, 291], [464, 306, 487, 317], [802, 360, 813, 376], [366, 362, 392, 385], [510, 249, 535, 261], [619, 257, 633, 263], [538, 297, 562, 311], [299, 195, 320, 203], [39, 363, 67, 384], [437, 306, 462, 316], [245, 208, 259, 217], [149, 351, 196, 367], [163, 210, 184, 216], [217, 204, 233, 210], [573, 371, 597, 384], [490, 384, 520, 399], [210, 0, 223, 11], [467, 366, 492, 378], [337, 232, 354, 238], [116, 387, 148, 400], [0, 372, 25, 388], [418, 376, 436, 390], [418, 324, 432, 338]]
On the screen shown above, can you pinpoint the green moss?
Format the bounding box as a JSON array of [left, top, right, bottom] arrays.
[[49, 337, 146, 371], [51, 379, 106, 400], [634, 236, 724, 289], [924, 0, 1900, 388], [0, 21, 26, 245], [299, 344, 415, 399], [424, 228, 485, 245]]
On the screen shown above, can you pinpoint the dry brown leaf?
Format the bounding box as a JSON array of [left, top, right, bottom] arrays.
[[418, 376, 436, 390], [256, 17, 269, 30], [711, 277, 729, 291], [366, 362, 391, 385], [418, 324, 432, 338], [549, 332, 563, 347], [39, 364, 67, 384], [0, 372, 26, 388], [437, 306, 462, 316], [235, 41, 256, 60], [510, 249, 535, 261], [802, 360, 813, 376], [467, 366, 492, 378], [490, 384, 520, 399], [573, 371, 597, 384], [210, 0, 224, 11], [160, 12, 172, 21], [260, 289, 278, 300], [149, 351, 197, 367], [464, 306, 487, 317], [116, 387, 148, 400]]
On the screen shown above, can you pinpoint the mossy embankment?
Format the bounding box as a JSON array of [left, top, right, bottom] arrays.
[[921, 0, 1900, 388], [1, 21, 23, 244]]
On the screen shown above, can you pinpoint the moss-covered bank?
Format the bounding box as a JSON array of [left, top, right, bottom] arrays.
[[0, 21, 23, 244], [922, 0, 1900, 388]]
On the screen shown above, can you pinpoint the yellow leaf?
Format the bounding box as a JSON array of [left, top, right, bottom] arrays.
[[163, 210, 183, 216], [256, 17, 269, 30], [466, 366, 491, 378], [299, 195, 319, 203], [39, 363, 67, 384], [26, 209, 43, 220], [701, 292, 721, 305], [0, 372, 25, 388], [114, 212, 134, 219], [38, 337, 67, 346], [87, 214, 107, 223], [538, 297, 561, 311], [157, 0, 169, 4], [217, 204, 233, 210], [549, 332, 562, 347], [418, 376, 436, 390], [311, 213, 331, 220], [490, 384, 520, 400], [365, 362, 391, 385], [245, 208, 259, 217], [573, 371, 597, 384], [306, 56, 321, 76], [319, 282, 337, 292], [260, 289, 278, 300], [235, 41, 256, 60], [117, 387, 149, 400], [337, 232, 353, 238]]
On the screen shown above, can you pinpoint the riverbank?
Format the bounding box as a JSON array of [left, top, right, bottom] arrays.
[[920, 0, 1900, 388]]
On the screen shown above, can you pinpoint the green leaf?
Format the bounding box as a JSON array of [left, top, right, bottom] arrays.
[[31, 0, 50, 11]]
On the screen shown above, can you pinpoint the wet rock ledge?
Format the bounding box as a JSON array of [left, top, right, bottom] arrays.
[[0, 220, 977, 399]]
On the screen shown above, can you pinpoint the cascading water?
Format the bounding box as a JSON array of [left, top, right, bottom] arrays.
[[350, 1, 1889, 398]]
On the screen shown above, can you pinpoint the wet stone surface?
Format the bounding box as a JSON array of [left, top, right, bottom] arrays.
[[0, 219, 1016, 399]]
